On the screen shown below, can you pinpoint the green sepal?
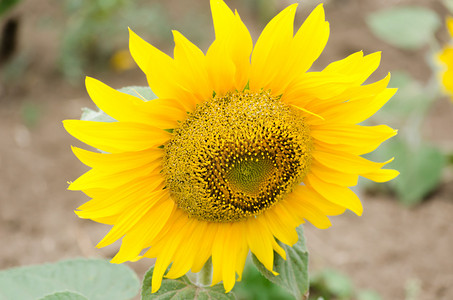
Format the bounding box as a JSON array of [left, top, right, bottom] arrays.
[[141, 266, 236, 300], [251, 226, 309, 300]]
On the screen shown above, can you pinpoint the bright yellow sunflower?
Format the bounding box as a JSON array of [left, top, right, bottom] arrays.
[[64, 0, 398, 293], [438, 16, 453, 100]]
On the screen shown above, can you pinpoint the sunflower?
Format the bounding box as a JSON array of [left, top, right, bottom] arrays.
[[64, 0, 398, 293], [438, 16, 453, 100]]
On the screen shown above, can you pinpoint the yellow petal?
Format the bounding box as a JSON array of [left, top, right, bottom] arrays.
[[246, 217, 277, 275], [323, 51, 381, 85], [71, 146, 163, 171], [313, 145, 392, 176], [211, 223, 231, 286], [271, 236, 286, 261], [63, 120, 171, 153], [192, 222, 219, 273], [362, 168, 399, 182], [208, 0, 252, 93], [311, 124, 397, 155], [68, 160, 162, 190], [283, 72, 357, 107], [263, 204, 299, 246], [129, 28, 199, 111], [165, 218, 200, 279], [309, 161, 358, 187], [272, 4, 329, 95], [306, 173, 363, 216], [290, 185, 346, 216], [290, 4, 329, 75], [206, 42, 236, 96], [321, 88, 396, 126], [111, 197, 175, 263], [96, 189, 168, 248], [85, 77, 186, 129], [233, 222, 249, 281], [144, 210, 191, 293], [172, 30, 212, 102], [75, 176, 164, 221], [447, 16, 453, 37], [250, 4, 298, 93], [284, 187, 332, 229], [169, 220, 212, 275]]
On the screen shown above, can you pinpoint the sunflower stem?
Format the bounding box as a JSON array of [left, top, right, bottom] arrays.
[[197, 258, 212, 286]]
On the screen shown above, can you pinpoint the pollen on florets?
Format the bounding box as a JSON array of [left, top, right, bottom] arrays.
[[163, 90, 313, 222]]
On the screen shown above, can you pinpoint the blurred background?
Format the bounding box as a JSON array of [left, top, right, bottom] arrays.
[[1, 0, 452, 299]]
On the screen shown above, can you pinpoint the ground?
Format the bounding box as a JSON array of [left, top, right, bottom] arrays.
[[0, 0, 452, 299]]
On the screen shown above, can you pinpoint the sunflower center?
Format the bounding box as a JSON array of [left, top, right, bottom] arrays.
[[163, 90, 313, 222], [226, 156, 274, 195]]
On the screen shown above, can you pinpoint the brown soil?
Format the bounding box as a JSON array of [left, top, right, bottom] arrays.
[[1, 0, 452, 299]]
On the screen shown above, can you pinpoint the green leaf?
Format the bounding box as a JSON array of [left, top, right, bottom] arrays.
[[39, 291, 88, 300], [395, 143, 446, 205], [387, 72, 433, 115], [371, 137, 446, 205], [367, 6, 441, 50], [357, 290, 382, 300], [0, 0, 20, 16], [251, 226, 309, 300], [118, 86, 157, 101], [141, 267, 236, 300], [373, 71, 434, 125], [444, 0, 453, 14], [81, 107, 116, 122], [233, 263, 294, 300], [0, 258, 140, 300], [310, 269, 354, 299]]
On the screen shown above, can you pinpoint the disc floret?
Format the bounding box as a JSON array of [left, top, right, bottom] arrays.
[[163, 90, 313, 222]]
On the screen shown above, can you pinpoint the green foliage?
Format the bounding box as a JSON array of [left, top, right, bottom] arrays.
[[81, 107, 116, 123], [367, 6, 441, 50], [357, 290, 382, 300], [58, 0, 170, 81], [39, 291, 88, 300], [233, 263, 294, 300], [310, 269, 354, 300], [251, 226, 309, 300], [21, 101, 41, 128], [443, 0, 453, 14], [0, 52, 29, 83], [376, 138, 446, 206], [309, 269, 382, 300], [141, 267, 236, 300], [377, 72, 433, 121], [0, 0, 20, 16], [117, 86, 157, 101], [0, 258, 140, 300]]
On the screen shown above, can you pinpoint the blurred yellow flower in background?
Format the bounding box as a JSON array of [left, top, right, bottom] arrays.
[[438, 16, 453, 100], [64, 0, 398, 293], [110, 49, 135, 72]]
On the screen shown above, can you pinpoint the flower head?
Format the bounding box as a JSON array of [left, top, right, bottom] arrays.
[[64, 0, 398, 293], [438, 16, 453, 100]]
